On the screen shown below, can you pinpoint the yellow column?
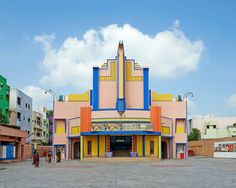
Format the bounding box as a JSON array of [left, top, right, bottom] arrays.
[[118, 51, 124, 98], [80, 136, 83, 160], [158, 136, 161, 159]]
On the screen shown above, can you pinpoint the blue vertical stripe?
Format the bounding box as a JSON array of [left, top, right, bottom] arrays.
[[143, 68, 149, 110], [93, 67, 99, 110]]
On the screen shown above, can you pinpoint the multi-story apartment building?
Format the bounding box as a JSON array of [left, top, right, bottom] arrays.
[[42, 107, 52, 145], [0, 75, 10, 124], [9, 89, 32, 143], [32, 111, 43, 145], [189, 116, 236, 139]]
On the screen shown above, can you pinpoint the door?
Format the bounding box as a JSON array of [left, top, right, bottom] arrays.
[[161, 141, 168, 159], [87, 141, 92, 156], [74, 142, 80, 159], [150, 141, 154, 155]]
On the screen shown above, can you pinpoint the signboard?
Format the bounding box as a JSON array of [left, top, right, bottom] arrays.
[[91, 123, 152, 131], [214, 141, 236, 158]]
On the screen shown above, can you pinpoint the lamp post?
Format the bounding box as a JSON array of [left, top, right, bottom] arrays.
[[45, 89, 58, 160], [184, 92, 194, 158]]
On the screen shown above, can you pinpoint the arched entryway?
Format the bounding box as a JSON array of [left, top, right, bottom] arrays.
[[161, 141, 168, 159], [74, 142, 80, 159]]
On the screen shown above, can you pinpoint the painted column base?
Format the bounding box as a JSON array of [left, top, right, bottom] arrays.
[[105, 152, 113, 158], [130, 152, 138, 157]]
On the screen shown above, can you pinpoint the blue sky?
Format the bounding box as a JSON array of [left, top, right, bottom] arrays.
[[0, 0, 236, 116]]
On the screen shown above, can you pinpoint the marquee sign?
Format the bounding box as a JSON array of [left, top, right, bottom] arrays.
[[91, 123, 152, 131]]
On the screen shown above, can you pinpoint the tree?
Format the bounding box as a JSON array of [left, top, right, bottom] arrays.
[[0, 108, 8, 124], [188, 128, 201, 141]]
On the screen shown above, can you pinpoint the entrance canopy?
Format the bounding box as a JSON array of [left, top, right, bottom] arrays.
[[81, 131, 161, 136]]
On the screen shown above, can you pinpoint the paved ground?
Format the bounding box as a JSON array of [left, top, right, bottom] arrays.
[[0, 157, 236, 188]]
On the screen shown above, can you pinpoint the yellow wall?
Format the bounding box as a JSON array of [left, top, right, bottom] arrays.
[[137, 136, 143, 157], [67, 91, 89, 102], [152, 91, 173, 101], [176, 119, 185, 133], [99, 136, 105, 157], [71, 126, 80, 134], [162, 126, 170, 134], [145, 136, 158, 157], [55, 120, 65, 134], [83, 136, 98, 157]]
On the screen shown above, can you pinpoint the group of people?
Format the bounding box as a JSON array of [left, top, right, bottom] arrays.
[[32, 149, 61, 168]]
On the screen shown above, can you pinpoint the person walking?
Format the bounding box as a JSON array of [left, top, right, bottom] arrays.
[[48, 150, 52, 163], [32, 149, 40, 168], [56, 149, 61, 163]]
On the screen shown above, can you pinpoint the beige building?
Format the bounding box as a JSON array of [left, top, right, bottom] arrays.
[[189, 116, 236, 139], [31, 111, 43, 144]]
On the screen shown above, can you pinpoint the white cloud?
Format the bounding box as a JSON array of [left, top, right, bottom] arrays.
[[22, 85, 52, 111], [35, 21, 204, 90], [228, 94, 236, 108]]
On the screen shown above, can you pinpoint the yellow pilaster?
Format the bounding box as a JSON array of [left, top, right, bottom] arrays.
[[80, 136, 83, 160], [158, 136, 161, 159]]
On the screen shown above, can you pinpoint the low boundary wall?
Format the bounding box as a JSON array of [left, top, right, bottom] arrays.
[[189, 137, 236, 157], [24, 145, 52, 159]]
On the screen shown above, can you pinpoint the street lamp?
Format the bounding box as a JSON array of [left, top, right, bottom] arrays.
[[45, 89, 58, 160], [184, 92, 194, 99], [45, 89, 58, 101], [184, 92, 194, 159]]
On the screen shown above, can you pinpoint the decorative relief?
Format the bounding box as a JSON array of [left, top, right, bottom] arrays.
[[99, 62, 116, 81], [126, 62, 143, 81]]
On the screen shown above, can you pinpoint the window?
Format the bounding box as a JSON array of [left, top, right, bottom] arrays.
[[207, 125, 209, 129], [17, 112, 21, 121], [25, 103, 27, 108], [28, 118, 30, 123], [213, 125, 216, 129], [17, 97, 21, 105], [43, 132, 46, 137], [28, 104, 30, 109], [6, 94, 9, 101]]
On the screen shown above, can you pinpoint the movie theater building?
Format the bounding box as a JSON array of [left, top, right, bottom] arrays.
[[53, 41, 187, 160]]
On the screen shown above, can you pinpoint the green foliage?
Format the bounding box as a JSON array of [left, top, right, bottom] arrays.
[[0, 108, 9, 124], [188, 128, 201, 141]]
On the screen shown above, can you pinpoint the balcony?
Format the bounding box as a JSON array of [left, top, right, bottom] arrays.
[[33, 123, 43, 130], [32, 135, 43, 141]]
